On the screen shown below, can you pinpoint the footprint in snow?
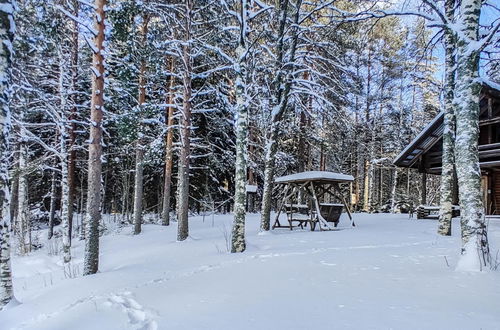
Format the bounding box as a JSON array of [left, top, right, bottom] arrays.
[[107, 292, 158, 330]]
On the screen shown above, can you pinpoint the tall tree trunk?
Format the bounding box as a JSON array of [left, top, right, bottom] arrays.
[[454, 0, 490, 270], [133, 14, 149, 235], [9, 162, 18, 233], [17, 143, 29, 254], [67, 0, 80, 244], [390, 168, 398, 213], [260, 0, 302, 231], [176, 0, 193, 241], [161, 58, 175, 226], [83, 0, 106, 276], [438, 0, 456, 236], [47, 165, 57, 240], [133, 144, 144, 235], [363, 160, 370, 212], [0, 0, 15, 309], [58, 51, 71, 263], [231, 0, 249, 253]]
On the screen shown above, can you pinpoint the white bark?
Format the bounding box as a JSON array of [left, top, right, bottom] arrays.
[[454, 0, 490, 270], [231, 0, 249, 253], [59, 52, 71, 263], [0, 0, 15, 310], [438, 0, 456, 237], [17, 143, 29, 254]]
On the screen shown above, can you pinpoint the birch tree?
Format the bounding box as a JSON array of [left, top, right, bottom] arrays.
[[84, 0, 106, 276], [453, 0, 493, 270], [0, 0, 15, 310], [230, 0, 249, 253], [437, 0, 456, 237]]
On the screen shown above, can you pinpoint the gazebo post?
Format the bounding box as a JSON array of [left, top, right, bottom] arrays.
[[308, 182, 333, 231], [272, 184, 291, 229], [333, 183, 355, 227]]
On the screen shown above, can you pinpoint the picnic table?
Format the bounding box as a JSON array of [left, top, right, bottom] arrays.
[[272, 171, 355, 231]]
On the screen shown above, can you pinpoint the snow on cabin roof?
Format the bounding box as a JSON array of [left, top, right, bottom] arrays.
[[393, 112, 444, 168], [275, 171, 354, 184]]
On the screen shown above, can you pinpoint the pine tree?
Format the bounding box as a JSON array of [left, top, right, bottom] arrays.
[[84, 0, 106, 276], [161, 58, 175, 226], [133, 13, 150, 235], [176, 0, 193, 241]]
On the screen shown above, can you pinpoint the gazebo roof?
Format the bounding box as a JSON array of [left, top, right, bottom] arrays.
[[275, 171, 354, 184]]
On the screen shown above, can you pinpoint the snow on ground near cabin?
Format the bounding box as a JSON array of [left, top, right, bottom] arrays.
[[2, 213, 500, 330]]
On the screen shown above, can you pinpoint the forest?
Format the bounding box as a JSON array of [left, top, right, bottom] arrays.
[[0, 0, 500, 328]]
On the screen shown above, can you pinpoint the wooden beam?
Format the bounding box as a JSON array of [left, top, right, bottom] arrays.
[[332, 183, 355, 227], [420, 160, 427, 204], [479, 143, 500, 151], [421, 172, 427, 205], [479, 117, 500, 127]]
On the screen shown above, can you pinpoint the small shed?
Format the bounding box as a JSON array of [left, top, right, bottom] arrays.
[[272, 171, 355, 231]]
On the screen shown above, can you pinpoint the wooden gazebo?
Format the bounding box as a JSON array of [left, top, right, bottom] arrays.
[[272, 171, 355, 231]]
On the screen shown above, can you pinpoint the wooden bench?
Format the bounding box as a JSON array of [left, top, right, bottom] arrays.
[[283, 204, 315, 230], [417, 205, 460, 219], [319, 203, 343, 227]]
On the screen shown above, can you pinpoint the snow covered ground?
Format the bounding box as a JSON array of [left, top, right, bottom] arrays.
[[1, 213, 500, 330]]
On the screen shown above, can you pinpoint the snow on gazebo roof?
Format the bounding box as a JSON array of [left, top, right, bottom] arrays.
[[275, 171, 354, 184]]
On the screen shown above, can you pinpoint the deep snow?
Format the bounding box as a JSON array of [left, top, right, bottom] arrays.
[[1, 213, 500, 330]]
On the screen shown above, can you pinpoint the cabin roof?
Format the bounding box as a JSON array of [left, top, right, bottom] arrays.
[[393, 83, 500, 169]]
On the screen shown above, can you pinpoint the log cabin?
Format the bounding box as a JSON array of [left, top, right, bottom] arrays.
[[393, 83, 500, 214]]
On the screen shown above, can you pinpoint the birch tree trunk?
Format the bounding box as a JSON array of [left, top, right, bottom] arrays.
[[83, 0, 106, 276], [0, 0, 15, 309], [454, 0, 490, 270], [161, 59, 175, 226], [390, 168, 398, 213], [231, 0, 249, 253], [58, 51, 71, 263], [363, 160, 370, 212], [133, 15, 149, 235], [60, 132, 71, 263], [47, 166, 57, 240], [17, 143, 29, 254], [176, 0, 193, 241], [438, 0, 456, 237]]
